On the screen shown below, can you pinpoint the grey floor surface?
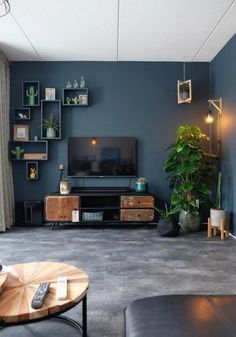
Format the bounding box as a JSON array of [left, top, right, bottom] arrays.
[[0, 225, 235, 337]]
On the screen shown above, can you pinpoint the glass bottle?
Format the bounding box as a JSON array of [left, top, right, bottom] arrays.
[[73, 80, 78, 88], [80, 76, 85, 88], [66, 81, 72, 88]]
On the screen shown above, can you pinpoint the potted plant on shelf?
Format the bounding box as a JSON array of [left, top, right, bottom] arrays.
[[155, 203, 179, 237], [42, 113, 59, 138], [164, 125, 214, 232], [210, 171, 227, 227]]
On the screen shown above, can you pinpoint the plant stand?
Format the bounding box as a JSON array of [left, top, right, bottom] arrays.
[[207, 217, 230, 240]]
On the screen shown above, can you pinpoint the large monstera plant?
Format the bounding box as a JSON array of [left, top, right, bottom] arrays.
[[164, 125, 214, 231]]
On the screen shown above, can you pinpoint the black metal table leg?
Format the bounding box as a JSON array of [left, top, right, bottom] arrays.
[[82, 295, 87, 337]]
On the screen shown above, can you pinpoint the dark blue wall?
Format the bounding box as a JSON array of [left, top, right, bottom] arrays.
[[10, 61, 209, 202], [210, 34, 236, 235]]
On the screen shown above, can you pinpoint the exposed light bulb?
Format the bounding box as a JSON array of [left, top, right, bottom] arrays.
[[91, 138, 97, 145], [205, 111, 214, 124]]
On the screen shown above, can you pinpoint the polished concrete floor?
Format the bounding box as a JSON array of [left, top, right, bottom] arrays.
[[0, 225, 235, 337]]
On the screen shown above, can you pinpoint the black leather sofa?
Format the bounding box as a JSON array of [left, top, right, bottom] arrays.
[[124, 295, 236, 337]]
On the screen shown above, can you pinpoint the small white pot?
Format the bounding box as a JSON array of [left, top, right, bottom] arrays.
[[210, 209, 227, 227], [46, 127, 56, 138], [60, 181, 71, 195]]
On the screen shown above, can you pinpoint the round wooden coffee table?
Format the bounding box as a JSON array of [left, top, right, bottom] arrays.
[[0, 262, 89, 336], [0, 273, 7, 294]]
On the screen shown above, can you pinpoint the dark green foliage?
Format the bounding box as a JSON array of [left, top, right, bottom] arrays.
[[164, 125, 215, 214]]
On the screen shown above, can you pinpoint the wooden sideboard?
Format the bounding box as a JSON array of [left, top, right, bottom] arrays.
[[45, 191, 155, 226]]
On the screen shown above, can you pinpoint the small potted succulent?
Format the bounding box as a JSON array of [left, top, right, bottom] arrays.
[[11, 146, 24, 160], [135, 177, 147, 192], [155, 203, 179, 237], [42, 113, 59, 138], [210, 172, 227, 227]]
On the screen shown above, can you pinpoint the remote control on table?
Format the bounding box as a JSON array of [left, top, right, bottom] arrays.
[[31, 282, 50, 309], [56, 276, 67, 300]]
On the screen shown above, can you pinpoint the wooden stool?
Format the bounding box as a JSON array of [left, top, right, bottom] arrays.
[[207, 217, 230, 240]]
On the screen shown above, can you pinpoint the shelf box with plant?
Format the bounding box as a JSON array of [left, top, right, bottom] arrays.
[[177, 80, 192, 104], [41, 100, 61, 139]]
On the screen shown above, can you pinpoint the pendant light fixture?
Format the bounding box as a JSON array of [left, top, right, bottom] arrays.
[[205, 104, 214, 125], [0, 0, 10, 17]]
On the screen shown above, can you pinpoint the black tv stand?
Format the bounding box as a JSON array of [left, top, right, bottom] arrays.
[[71, 186, 131, 193], [45, 191, 155, 227]]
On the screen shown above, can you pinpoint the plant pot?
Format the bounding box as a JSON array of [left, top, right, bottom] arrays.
[[135, 182, 147, 193], [210, 209, 227, 227], [157, 219, 179, 237], [179, 210, 200, 232], [179, 91, 189, 101], [60, 181, 71, 195], [46, 127, 56, 138]]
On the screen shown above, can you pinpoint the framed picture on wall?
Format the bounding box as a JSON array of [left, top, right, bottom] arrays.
[[45, 88, 56, 100], [13, 125, 29, 141]]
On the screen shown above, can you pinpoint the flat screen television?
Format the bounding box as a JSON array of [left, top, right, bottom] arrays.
[[68, 137, 137, 177]]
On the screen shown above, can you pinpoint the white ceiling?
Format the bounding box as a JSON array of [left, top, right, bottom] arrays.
[[0, 0, 236, 62]]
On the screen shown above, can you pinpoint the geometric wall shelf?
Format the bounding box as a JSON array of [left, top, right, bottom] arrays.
[[22, 81, 40, 107]]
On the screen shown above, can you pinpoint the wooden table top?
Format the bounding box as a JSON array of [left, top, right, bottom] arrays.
[[0, 273, 7, 294], [0, 261, 89, 324]]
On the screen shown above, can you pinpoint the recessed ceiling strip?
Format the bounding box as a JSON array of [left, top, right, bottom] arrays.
[[192, 0, 236, 61]]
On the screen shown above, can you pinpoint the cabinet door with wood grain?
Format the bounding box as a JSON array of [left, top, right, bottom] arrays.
[[45, 196, 80, 221], [120, 195, 154, 208], [120, 209, 154, 222]]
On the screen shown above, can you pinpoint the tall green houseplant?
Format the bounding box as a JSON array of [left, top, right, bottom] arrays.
[[164, 125, 214, 231]]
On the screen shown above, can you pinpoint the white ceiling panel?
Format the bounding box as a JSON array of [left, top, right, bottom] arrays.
[[0, 13, 39, 60], [194, 2, 236, 61], [8, 0, 118, 61], [0, 0, 236, 61], [118, 0, 234, 61]]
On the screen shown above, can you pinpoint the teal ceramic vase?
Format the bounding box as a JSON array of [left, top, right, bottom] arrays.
[[135, 182, 147, 193]]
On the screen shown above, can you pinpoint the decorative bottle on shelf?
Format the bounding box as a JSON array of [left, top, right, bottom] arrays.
[[66, 81, 72, 88], [73, 80, 78, 88], [80, 76, 85, 88]]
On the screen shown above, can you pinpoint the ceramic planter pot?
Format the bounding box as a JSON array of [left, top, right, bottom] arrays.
[[60, 181, 71, 195], [210, 209, 227, 227], [179, 210, 200, 232], [179, 91, 189, 100], [46, 127, 56, 138], [135, 182, 147, 192], [157, 219, 179, 237]]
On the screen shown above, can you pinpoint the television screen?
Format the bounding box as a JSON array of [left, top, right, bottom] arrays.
[[68, 137, 137, 177]]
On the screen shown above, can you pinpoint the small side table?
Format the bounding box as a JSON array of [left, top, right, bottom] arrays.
[[207, 217, 230, 240]]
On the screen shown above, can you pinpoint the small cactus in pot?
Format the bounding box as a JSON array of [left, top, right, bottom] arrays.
[[26, 86, 38, 106], [11, 146, 24, 160]]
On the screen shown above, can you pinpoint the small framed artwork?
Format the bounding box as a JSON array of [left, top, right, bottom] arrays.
[[13, 125, 29, 141], [45, 88, 56, 101], [26, 161, 38, 180]]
